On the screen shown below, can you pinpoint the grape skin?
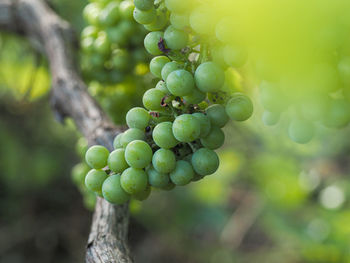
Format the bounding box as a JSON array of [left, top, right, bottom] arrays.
[[172, 114, 201, 142], [164, 25, 189, 50], [108, 149, 129, 173], [200, 126, 225, 150], [166, 69, 195, 96], [144, 31, 164, 55], [150, 56, 170, 78], [125, 140, 153, 168], [120, 128, 146, 148], [161, 61, 183, 81], [152, 148, 176, 174], [206, 104, 229, 128], [191, 148, 219, 176], [85, 169, 108, 193], [148, 166, 170, 188], [170, 160, 194, 186], [102, 174, 130, 204], [192, 112, 211, 138], [133, 7, 156, 25], [143, 88, 165, 111], [113, 133, 123, 149], [195, 62, 225, 93], [152, 122, 178, 149], [126, 107, 150, 130], [85, 145, 110, 169], [183, 88, 206, 105], [134, 0, 153, 11], [288, 119, 314, 144], [121, 167, 148, 194], [225, 93, 253, 121], [262, 111, 280, 126], [133, 185, 151, 201]]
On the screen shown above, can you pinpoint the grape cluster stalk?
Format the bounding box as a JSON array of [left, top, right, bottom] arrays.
[[83, 0, 254, 204]]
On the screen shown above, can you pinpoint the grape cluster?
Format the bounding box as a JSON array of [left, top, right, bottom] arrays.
[[83, 0, 253, 204], [81, 0, 150, 84]]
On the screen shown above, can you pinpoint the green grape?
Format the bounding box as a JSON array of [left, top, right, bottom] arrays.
[[225, 93, 253, 121], [189, 5, 215, 35], [119, 0, 135, 20], [152, 122, 178, 149], [144, 9, 168, 31], [89, 53, 105, 67], [99, 2, 120, 26], [106, 27, 127, 46], [81, 25, 99, 39], [323, 99, 350, 128], [216, 17, 232, 44], [164, 0, 187, 13], [169, 160, 194, 186], [83, 3, 101, 26], [191, 148, 219, 176], [161, 61, 183, 80], [262, 111, 280, 126], [85, 145, 110, 169], [144, 31, 164, 55], [288, 119, 314, 144], [210, 45, 228, 69], [183, 88, 206, 104], [206, 104, 229, 128], [223, 45, 248, 68], [161, 182, 176, 191], [150, 56, 170, 78], [117, 20, 136, 37], [81, 37, 95, 53], [152, 148, 176, 173], [113, 133, 123, 149], [133, 7, 156, 25], [120, 167, 148, 194], [125, 140, 153, 168], [207, 91, 227, 104], [102, 174, 130, 205], [164, 25, 189, 50], [155, 80, 170, 94], [195, 62, 225, 93], [172, 114, 201, 142], [182, 154, 203, 181], [94, 32, 110, 55], [111, 49, 130, 71], [200, 126, 225, 150], [192, 112, 211, 138], [133, 185, 151, 201], [259, 81, 287, 113], [126, 107, 150, 130], [108, 149, 129, 173], [147, 166, 169, 188], [120, 128, 146, 148], [134, 0, 153, 11], [143, 88, 165, 110], [71, 163, 90, 186], [166, 69, 195, 96], [85, 169, 108, 193], [170, 12, 190, 30]]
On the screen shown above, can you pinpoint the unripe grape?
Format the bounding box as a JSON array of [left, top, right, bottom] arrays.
[[200, 126, 225, 150], [166, 69, 195, 96], [144, 31, 164, 55], [134, 0, 153, 11], [152, 149, 176, 174], [288, 119, 314, 144], [323, 99, 350, 129], [259, 81, 287, 113], [183, 88, 206, 105], [206, 104, 229, 128], [81, 37, 95, 53], [71, 163, 90, 186], [210, 45, 229, 69], [172, 114, 201, 142], [170, 12, 190, 30], [81, 25, 99, 39], [102, 174, 130, 205], [108, 149, 129, 173], [216, 16, 235, 44], [195, 62, 225, 93], [143, 88, 165, 111], [111, 49, 130, 71], [150, 56, 170, 78], [99, 2, 120, 26], [85, 169, 108, 193], [113, 133, 123, 149], [262, 111, 280, 126], [223, 45, 248, 68], [144, 9, 168, 31], [192, 148, 219, 176], [147, 167, 169, 188], [164, 25, 189, 50], [83, 3, 101, 26], [85, 145, 109, 169], [164, 0, 188, 13], [133, 7, 156, 25], [119, 1, 135, 20], [189, 5, 215, 35], [106, 27, 127, 46], [126, 107, 150, 130], [170, 160, 194, 186], [125, 140, 153, 168], [120, 128, 146, 148], [94, 32, 110, 55], [161, 61, 183, 81], [155, 80, 170, 94], [225, 93, 253, 121], [121, 167, 148, 194], [152, 122, 178, 149], [192, 112, 211, 138], [133, 185, 151, 201]]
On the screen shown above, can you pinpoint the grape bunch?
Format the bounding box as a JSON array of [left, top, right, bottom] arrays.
[[81, 0, 150, 84], [82, 0, 253, 204]]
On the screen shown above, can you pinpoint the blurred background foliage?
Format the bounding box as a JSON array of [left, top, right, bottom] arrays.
[[1, 0, 350, 263]]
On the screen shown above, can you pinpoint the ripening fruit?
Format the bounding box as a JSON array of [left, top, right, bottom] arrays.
[[191, 148, 219, 176], [102, 174, 130, 205], [85, 145, 109, 169], [172, 114, 201, 142], [126, 107, 150, 130], [206, 104, 229, 127], [94, 33, 110, 55], [189, 5, 215, 35], [113, 133, 123, 149], [108, 149, 129, 173], [262, 111, 280, 126], [111, 49, 130, 71], [288, 119, 314, 144], [192, 112, 211, 138], [134, 0, 154, 11], [99, 2, 120, 26], [166, 69, 195, 96], [120, 167, 148, 194], [161, 61, 183, 80], [170, 12, 190, 30], [119, 1, 134, 20], [125, 140, 153, 168], [183, 88, 206, 104], [152, 149, 176, 174], [150, 56, 170, 78], [144, 31, 164, 55], [144, 9, 168, 31], [155, 80, 169, 94], [152, 122, 178, 149], [120, 128, 146, 148], [164, 0, 188, 13], [225, 93, 253, 121], [143, 88, 165, 111], [133, 185, 151, 201], [85, 169, 108, 193], [200, 126, 225, 150], [170, 160, 194, 186], [164, 25, 189, 50], [133, 7, 156, 25], [195, 62, 225, 93], [147, 166, 170, 188]]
